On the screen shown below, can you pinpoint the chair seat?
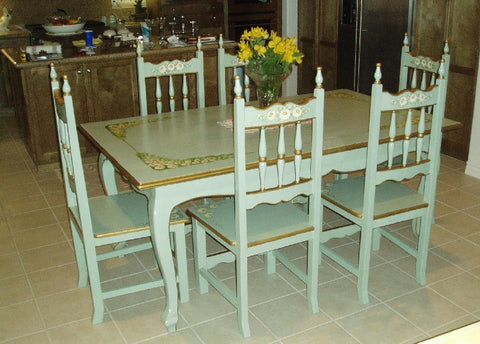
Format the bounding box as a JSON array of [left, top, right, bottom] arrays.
[[69, 191, 189, 239], [189, 198, 312, 247], [322, 176, 428, 219]]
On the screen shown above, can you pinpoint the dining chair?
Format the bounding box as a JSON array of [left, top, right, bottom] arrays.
[[321, 63, 447, 304], [136, 39, 205, 116], [49, 64, 191, 324], [217, 33, 250, 105], [188, 68, 325, 337], [399, 32, 450, 92]]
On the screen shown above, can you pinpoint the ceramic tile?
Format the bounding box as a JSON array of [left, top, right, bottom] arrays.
[[20, 242, 75, 273], [1, 194, 50, 217], [0, 275, 33, 307], [337, 304, 424, 343], [436, 211, 480, 237], [282, 321, 359, 344], [7, 208, 58, 233], [386, 288, 468, 332], [429, 273, 480, 313], [14, 224, 67, 251], [1, 331, 51, 344], [436, 189, 480, 211], [28, 264, 79, 297], [192, 312, 275, 343], [140, 328, 203, 343], [36, 288, 94, 327], [48, 317, 125, 344], [431, 238, 480, 271], [251, 293, 330, 338], [0, 253, 24, 278], [0, 300, 44, 342]]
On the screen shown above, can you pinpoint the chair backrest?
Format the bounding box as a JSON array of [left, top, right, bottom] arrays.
[[398, 33, 450, 92], [49, 64, 93, 233], [365, 62, 447, 220], [136, 40, 205, 116], [232, 67, 324, 246], [217, 34, 250, 105]]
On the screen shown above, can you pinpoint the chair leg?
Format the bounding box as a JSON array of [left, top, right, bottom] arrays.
[[415, 215, 431, 285], [236, 253, 250, 338], [98, 153, 118, 195], [357, 225, 373, 304], [70, 220, 89, 288], [192, 219, 208, 294], [264, 251, 276, 274], [172, 223, 189, 303], [307, 236, 320, 313], [84, 245, 105, 324], [372, 227, 382, 251]]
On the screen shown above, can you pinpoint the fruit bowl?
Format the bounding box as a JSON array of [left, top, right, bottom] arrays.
[[43, 22, 85, 34]]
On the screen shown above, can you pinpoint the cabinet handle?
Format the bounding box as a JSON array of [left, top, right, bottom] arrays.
[[77, 69, 82, 74], [86, 68, 91, 73]]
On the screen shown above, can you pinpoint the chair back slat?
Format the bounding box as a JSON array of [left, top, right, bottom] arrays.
[[137, 41, 205, 115], [218, 34, 250, 105]]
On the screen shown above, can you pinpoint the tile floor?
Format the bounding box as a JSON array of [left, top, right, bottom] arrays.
[[1, 106, 479, 343]]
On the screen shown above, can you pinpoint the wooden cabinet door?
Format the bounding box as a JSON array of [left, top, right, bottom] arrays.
[[83, 58, 139, 122]]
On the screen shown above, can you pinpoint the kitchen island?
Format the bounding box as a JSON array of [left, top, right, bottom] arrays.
[[2, 39, 236, 168]]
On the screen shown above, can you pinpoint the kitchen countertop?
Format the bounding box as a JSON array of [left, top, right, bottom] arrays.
[[1, 36, 236, 68]]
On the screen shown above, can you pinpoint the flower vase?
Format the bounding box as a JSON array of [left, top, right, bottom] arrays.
[[247, 68, 291, 108]]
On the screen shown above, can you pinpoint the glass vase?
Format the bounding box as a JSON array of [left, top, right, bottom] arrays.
[[246, 68, 291, 108]]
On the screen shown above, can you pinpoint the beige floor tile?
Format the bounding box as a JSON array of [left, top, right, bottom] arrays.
[[0, 181, 42, 201], [425, 315, 479, 338], [7, 208, 58, 233], [386, 288, 468, 332], [438, 170, 479, 189], [282, 321, 358, 344], [36, 288, 94, 327], [0, 233, 16, 255], [337, 304, 424, 343], [317, 277, 380, 319], [192, 312, 275, 344], [141, 328, 203, 343], [0, 253, 24, 278], [436, 211, 480, 237], [436, 189, 480, 211], [0, 171, 36, 190], [1, 331, 51, 344], [110, 298, 176, 342], [0, 275, 33, 307], [251, 293, 330, 338], [462, 204, 480, 220], [51, 205, 69, 223], [14, 224, 66, 251], [1, 194, 50, 217], [392, 252, 464, 284], [429, 273, 480, 313], [179, 288, 236, 325], [223, 269, 297, 306], [43, 190, 67, 208], [434, 200, 457, 218], [28, 264, 79, 297], [48, 317, 125, 344], [431, 238, 480, 271], [97, 253, 146, 282], [368, 263, 423, 302], [0, 300, 45, 342], [20, 242, 75, 273]]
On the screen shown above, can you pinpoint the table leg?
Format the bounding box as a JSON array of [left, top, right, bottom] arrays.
[[98, 153, 118, 195], [147, 188, 178, 333]]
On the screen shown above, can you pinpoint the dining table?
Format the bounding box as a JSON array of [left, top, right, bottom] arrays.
[[79, 88, 461, 332]]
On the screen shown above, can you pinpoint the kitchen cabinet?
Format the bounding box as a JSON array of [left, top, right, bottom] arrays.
[[3, 42, 234, 168], [0, 29, 30, 106]]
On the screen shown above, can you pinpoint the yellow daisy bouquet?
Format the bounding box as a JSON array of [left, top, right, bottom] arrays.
[[238, 27, 304, 76]]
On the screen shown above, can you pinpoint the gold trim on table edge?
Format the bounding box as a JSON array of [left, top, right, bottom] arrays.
[[137, 152, 234, 171]]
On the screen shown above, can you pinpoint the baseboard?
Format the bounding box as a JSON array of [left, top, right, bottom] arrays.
[[465, 162, 480, 179]]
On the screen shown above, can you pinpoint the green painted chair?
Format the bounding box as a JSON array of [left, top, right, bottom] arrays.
[[188, 68, 325, 337], [321, 63, 447, 304], [49, 64, 191, 324], [399, 32, 450, 92], [217, 33, 250, 105], [136, 39, 205, 116]]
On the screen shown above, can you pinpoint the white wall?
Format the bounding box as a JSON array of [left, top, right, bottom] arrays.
[[465, 56, 480, 179], [281, 0, 298, 97]]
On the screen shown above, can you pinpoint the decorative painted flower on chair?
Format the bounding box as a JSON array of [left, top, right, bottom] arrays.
[[238, 27, 304, 107]]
